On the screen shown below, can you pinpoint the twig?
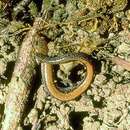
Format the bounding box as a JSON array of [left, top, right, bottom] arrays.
[[112, 56, 130, 71], [1, 17, 44, 130]]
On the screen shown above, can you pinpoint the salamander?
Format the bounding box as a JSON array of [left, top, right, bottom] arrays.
[[36, 52, 94, 101]]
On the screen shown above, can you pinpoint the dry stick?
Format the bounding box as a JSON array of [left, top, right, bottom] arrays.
[[2, 17, 43, 130], [112, 56, 130, 71]]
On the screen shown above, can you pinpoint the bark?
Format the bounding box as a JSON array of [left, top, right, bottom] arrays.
[[2, 17, 43, 130]]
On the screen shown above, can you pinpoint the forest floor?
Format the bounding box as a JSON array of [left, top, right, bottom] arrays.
[[0, 0, 130, 130]]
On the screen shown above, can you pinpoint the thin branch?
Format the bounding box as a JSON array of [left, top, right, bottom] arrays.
[[1, 17, 44, 130]]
